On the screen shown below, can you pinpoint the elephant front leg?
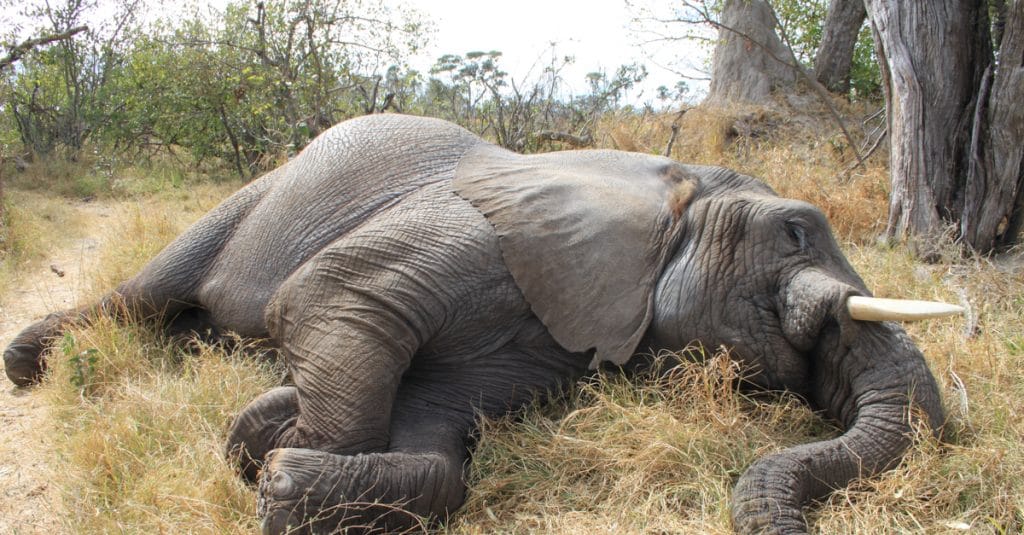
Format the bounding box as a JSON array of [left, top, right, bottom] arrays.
[[250, 249, 429, 457], [257, 448, 463, 534], [257, 412, 469, 535], [226, 386, 300, 483]]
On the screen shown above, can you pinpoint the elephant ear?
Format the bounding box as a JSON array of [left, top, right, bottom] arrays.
[[453, 144, 697, 367]]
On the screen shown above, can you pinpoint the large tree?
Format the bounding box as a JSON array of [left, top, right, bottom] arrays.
[[867, 0, 1024, 255], [704, 0, 797, 106]]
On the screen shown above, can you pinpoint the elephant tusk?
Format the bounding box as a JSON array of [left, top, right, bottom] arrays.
[[847, 295, 965, 322]]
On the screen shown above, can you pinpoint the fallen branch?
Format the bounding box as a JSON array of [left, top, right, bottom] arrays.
[[841, 126, 887, 177]]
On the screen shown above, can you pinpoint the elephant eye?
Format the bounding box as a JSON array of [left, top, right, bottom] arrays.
[[785, 221, 809, 251]]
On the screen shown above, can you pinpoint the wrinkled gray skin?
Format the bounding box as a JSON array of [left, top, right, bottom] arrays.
[[4, 115, 943, 534]]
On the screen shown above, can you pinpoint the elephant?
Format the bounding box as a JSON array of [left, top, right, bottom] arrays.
[[4, 114, 953, 534]]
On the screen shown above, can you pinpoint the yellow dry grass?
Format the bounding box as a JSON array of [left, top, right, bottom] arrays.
[[41, 320, 275, 533], [3, 108, 1022, 533]]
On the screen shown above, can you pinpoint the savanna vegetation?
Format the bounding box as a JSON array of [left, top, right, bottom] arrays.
[[1, 0, 1022, 533]]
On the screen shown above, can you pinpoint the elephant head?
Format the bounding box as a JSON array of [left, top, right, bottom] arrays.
[[455, 145, 948, 533]]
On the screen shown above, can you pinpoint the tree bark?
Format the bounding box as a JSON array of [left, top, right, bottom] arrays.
[[705, 0, 797, 106], [814, 0, 866, 94], [866, 0, 993, 255], [962, 0, 1024, 251]]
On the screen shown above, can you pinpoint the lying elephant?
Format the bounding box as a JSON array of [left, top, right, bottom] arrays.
[[4, 114, 953, 534]]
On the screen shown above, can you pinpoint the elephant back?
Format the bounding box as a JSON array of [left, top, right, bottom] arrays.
[[197, 115, 485, 335]]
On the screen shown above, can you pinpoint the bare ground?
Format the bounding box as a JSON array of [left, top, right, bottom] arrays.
[[0, 199, 114, 534]]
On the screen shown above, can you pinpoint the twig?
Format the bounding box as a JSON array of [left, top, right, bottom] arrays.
[[664, 107, 690, 157], [841, 126, 886, 177]]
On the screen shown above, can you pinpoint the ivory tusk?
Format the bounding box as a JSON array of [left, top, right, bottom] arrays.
[[847, 295, 966, 322]]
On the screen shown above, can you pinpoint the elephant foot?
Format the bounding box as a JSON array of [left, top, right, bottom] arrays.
[[4, 341, 47, 387], [257, 447, 461, 535], [3, 312, 71, 387], [226, 386, 300, 483]]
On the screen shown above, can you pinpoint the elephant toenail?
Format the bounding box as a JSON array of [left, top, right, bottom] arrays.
[[269, 470, 296, 497], [261, 508, 300, 535]]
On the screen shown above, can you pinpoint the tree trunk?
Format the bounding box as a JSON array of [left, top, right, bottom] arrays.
[[814, 0, 867, 94], [962, 0, 1024, 251], [705, 0, 797, 106], [866, 0, 994, 255]]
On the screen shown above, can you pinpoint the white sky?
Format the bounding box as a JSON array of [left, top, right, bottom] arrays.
[[401, 0, 709, 104], [0, 0, 710, 104]]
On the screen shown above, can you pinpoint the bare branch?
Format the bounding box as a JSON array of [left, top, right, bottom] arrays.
[[664, 107, 690, 156], [536, 130, 594, 147], [763, 5, 866, 170], [0, 25, 87, 71]]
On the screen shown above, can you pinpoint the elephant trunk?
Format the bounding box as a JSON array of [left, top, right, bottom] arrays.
[[731, 277, 944, 534]]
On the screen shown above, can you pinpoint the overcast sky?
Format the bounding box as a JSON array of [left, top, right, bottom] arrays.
[[1, 0, 710, 104], [402, 0, 709, 104]]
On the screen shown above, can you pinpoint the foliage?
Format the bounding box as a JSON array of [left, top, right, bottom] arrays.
[[771, 0, 881, 98], [63, 332, 99, 390], [1, 0, 653, 178], [2, 0, 142, 158], [771, 0, 829, 64], [425, 49, 647, 152], [847, 22, 881, 98], [1, 0, 428, 175]]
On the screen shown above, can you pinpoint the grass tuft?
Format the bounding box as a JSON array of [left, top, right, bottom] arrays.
[[38, 318, 280, 534], [448, 351, 835, 534]]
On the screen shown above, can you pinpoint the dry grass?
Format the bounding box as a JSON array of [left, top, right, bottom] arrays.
[[5, 175, 268, 533], [7, 109, 1023, 533], [0, 190, 86, 297], [447, 352, 836, 535], [40, 319, 277, 533]]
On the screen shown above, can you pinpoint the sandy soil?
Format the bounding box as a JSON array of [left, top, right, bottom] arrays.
[[0, 200, 114, 534]]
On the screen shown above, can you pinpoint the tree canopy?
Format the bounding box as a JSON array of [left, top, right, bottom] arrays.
[[1, 0, 655, 175]]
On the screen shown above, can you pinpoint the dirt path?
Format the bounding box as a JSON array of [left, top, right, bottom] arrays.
[[0, 199, 115, 534]]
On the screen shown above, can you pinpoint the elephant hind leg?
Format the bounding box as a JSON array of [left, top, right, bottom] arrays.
[[257, 412, 469, 535], [3, 290, 193, 387], [226, 386, 300, 483]]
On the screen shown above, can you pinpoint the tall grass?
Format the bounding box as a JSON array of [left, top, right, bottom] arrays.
[[7, 151, 239, 200], [13, 108, 1024, 533], [41, 318, 278, 533]]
